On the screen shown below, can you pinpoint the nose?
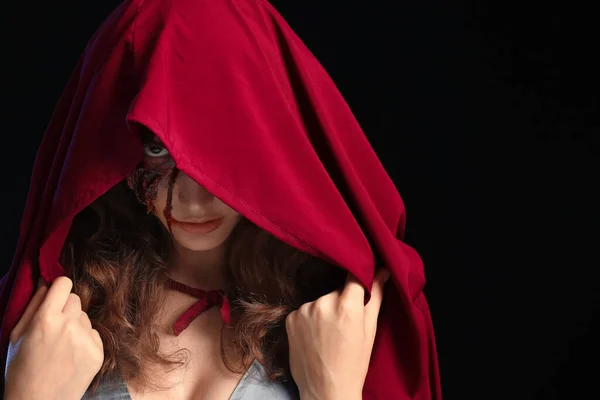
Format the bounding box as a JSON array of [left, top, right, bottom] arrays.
[[174, 170, 214, 211]]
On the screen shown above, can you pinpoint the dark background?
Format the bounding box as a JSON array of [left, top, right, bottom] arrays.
[[1, 1, 597, 399]]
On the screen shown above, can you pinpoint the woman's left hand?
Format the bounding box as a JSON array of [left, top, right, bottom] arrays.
[[286, 268, 390, 400]]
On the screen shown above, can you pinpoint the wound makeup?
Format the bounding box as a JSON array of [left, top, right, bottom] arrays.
[[127, 165, 163, 213], [163, 168, 178, 231], [127, 133, 178, 231]]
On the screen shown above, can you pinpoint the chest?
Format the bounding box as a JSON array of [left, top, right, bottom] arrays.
[[127, 293, 244, 400]]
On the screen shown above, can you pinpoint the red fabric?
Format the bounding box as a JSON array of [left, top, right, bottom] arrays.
[[166, 278, 231, 336], [0, 0, 441, 398]]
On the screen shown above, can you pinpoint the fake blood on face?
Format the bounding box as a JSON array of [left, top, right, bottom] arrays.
[[163, 168, 178, 231], [127, 135, 178, 232]]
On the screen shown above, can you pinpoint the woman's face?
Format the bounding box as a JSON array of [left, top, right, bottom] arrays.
[[131, 136, 241, 252]]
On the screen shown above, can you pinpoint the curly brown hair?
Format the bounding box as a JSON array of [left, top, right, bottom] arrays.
[[60, 179, 346, 395]]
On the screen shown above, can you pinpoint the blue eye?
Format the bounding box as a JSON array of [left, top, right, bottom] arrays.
[[144, 145, 169, 157]]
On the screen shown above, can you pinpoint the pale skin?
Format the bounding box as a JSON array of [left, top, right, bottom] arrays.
[[4, 143, 390, 400]]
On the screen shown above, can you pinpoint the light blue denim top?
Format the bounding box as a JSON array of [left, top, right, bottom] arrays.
[[82, 360, 299, 400]]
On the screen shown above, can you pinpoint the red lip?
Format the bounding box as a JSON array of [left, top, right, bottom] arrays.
[[172, 217, 224, 234]]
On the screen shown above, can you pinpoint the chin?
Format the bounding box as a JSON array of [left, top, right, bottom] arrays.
[[171, 230, 231, 252]]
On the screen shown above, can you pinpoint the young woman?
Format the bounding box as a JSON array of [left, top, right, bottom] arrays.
[[4, 129, 390, 399], [0, 0, 441, 399]]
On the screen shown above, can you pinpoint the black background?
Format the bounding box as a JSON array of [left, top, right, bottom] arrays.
[[1, 1, 597, 399]]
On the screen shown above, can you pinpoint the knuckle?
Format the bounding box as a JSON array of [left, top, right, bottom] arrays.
[[64, 319, 81, 337], [90, 341, 105, 363], [285, 312, 294, 330], [68, 295, 82, 311], [91, 329, 105, 349], [91, 327, 101, 340], [338, 299, 358, 318], [313, 300, 334, 319], [36, 314, 58, 332], [68, 292, 81, 304], [80, 312, 92, 328], [298, 302, 308, 312], [298, 302, 312, 316], [313, 300, 326, 314]]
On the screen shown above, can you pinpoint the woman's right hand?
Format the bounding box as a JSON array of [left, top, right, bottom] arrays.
[[4, 276, 104, 400]]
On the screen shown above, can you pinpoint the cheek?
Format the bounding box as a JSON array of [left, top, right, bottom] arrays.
[[224, 209, 242, 230], [229, 210, 241, 221]]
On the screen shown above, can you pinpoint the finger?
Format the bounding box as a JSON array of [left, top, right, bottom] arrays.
[[38, 276, 74, 316], [80, 311, 93, 330], [10, 284, 49, 341], [365, 269, 391, 327], [63, 293, 83, 319], [339, 272, 366, 305], [90, 328, 104, 350]]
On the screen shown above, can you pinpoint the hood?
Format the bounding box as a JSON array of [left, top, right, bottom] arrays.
[[0, 0, 441, 398]]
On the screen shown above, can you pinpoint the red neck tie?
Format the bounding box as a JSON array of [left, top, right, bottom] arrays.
[[166, 277, 231, 336]]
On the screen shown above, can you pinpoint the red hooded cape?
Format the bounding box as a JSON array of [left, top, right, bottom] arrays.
[[0, 0, 441, 398]]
